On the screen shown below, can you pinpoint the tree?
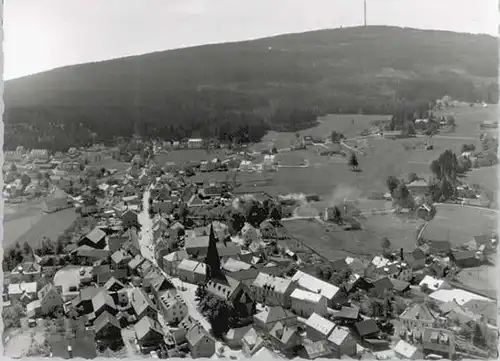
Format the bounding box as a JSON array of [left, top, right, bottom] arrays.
[[22, 242, 32, 258], [386, 176, 400, 195], [430, 149, 458, 182], [407, 172, 419, 183], [269, 204, 283, 223], [461, 143, 475, 153], [401, 121, 416, 136], [244, 200, 267, 227], [9, 163, 17, 172], [20, 173, 31, 188], [381, 237, 391, 250], [392, 182, 415, 209], [331, 131, 344, 143], [348, 152, 359, 171]]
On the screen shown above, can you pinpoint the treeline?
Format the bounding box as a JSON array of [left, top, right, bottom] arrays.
[[4, 76, 496, 152]]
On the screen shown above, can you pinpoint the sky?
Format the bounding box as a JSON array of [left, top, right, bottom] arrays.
[[3, 0, 498, 80]]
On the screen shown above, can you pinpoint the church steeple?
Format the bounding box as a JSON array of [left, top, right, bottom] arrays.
[[205, 223, 223, 281]]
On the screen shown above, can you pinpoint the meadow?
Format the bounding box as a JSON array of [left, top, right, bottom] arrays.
[[4, 208, 78, 248], [422, 203, 497, 246]]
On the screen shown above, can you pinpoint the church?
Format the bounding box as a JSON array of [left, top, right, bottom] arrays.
[[204, 224, 256, 317]]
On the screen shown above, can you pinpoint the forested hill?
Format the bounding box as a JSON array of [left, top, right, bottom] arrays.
[[4, 26, 498, 151]]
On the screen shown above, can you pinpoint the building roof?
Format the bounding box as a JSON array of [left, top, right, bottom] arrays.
[[222, 258, 252, 273], [94, 311, 121, 334], [252, 273, 294, 295], [269, 321, 299, 345], [429, 289, 491, 305], [92, 290, 117, 312], [128, 254, 146, 270], [163, 249, 189, 263], [111, 249, 132, 264], [355, 319, 380, 337], [290, 288, 324, 303], [333, 306, 360, 320], [327, 326, 351, 346], [12, 262, 41, 274], [131, 287, 157, 316], [186, 324, 212, 346], [103, 277, 125, 291], [303, 340, 332, 359], [84, 227, 107, 244], [400, 303, 436, 322], [134, 316, 164, 341], [419, 275, 444, 292], [8, 282, 37, 295], [462, 299, 497, 323], [177, 259, 206, 275], [38, 283, 62, 300], [393, 339, 418, 359], [255, 306, 297, 326], [292, 270, 339, 301], [185, 235, 210, 249], [305, 313, 336, 336], [438, 299, 460, 315]]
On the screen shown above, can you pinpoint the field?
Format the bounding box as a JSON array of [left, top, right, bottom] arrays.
[[4, 208, 78, 248], [282, 219, 381, 261], [156, 149, 228, 165], [422, 203, 497, 246]]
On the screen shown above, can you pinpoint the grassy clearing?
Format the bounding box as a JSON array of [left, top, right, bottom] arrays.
[[456, 265, 497, 295], [11, 208, 79, 248], [423, 204, 497, 246]]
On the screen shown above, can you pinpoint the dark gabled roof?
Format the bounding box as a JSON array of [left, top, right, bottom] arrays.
[[83, 227, 107, 244], [372, 277, 394, 292], [333, 306, 360, 320], [134, 316, 164, 341], [390, 278, 411, 292], [452, 250, 478, 261], [226, 268, 260, 282], [94, 311, 121, 334], [355, 319, 380, 337], [104, 277, 125, 291], [331, 258, 350, 272]]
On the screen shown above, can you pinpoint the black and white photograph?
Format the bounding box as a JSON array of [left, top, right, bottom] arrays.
[[1, 0, 498, 359]]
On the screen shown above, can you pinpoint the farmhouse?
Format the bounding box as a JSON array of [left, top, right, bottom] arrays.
[[176, 259, 207, 284], [407, 179, 429, 196], [94, 311, 122, 341], [134, 316, 165, 351], [253, 306, 297, 330], [187, 138, 204, 149], [327, 326, 357, 358], [268, 322, 301, 352], [399, 303, 436, 330], [78, 227, 107, 249], [162, 249, 189, 276], [305, 313, 336, 342]]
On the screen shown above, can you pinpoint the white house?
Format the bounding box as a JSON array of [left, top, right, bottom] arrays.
[[305, 313, 336, 342], [239, 160, 254, 172], [251, 273, 296, 308], [176, 259, 207, 284], [291, 271, 340, 307], [158, 290, 188, 325], [187, 139, 203, 149], [290, 288, 328, 318]]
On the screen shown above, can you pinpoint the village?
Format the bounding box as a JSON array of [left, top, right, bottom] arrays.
[[2, 99, 499, 360]]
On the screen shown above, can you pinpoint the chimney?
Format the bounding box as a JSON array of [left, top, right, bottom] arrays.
[[400, 248, 404, 260]]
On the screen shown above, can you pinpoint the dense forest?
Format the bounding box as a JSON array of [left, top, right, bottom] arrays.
[[4, 26, 498, 151]]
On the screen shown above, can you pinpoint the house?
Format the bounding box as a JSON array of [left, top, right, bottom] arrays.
[[94, 311, 122, 341], [162, 250, 189, 276], [38, 284, 64, 315], [121, 210, 139, 229], [407, 179, 429, 197], [371, 277, 394, 295], [72, 287, 104, 315], [176, 259, 207, 284], [26, 300, 42, 318], [429, 288, 491, 306], [43, 197, 72, 213], [187, 138, 204, 149], [446, 306, 480, 325], [10, 262, 41, 282], [78, 227, 107, 249], [354, 319, 380, 340], [402, 249, 426, 270], [137, 259, 154, 278], [224, 325, 253, 349], [145, 274, 175, 296], [331, 306, 360, 323], [222, 258, 253, 273], [422, 328, 456, 360], [390, 278, 411, 294], [253, 306, 297, 330], [241, 327, 265, 356], [305, 313, 336, 342], [72, 246, 110, 264], [184, 236, 210, 258], [128, 254, 146, 274], [327, 326, 357, 358], [462, 299, 497, 326], [92, 290, 118, 319], [131, 287, 158, 320], [251, 273, 297, 308], [226, 268, 261, 287], [301, 340, 334, 360], [451, 250, 481, 268], [104, 277, 126, 293], [185, 324, 215, 358], [393, 339, 422, 360], [291, 270, 341, 307], [419, 275, 444, 292], [399, 303, 436, 330], [239, 160, 254, 171], [134, 316, 165, 352], [290, 288, 328, 318], [269, 322, 301, 352], [157, 289, 188, 325], [111, 249, 132, 270], [8, 282, 38, 303], [107, 234, 129, 253], [205, 278, 254, 315]]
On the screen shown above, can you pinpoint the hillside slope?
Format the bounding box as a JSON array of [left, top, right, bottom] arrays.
[[4, 26, 498, 150]]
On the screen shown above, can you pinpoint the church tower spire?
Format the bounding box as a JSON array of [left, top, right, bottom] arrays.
[[205, 223, 223, 281]]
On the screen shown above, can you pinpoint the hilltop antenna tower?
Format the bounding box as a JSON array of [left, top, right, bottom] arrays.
[[364, 0, 367, 26]]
